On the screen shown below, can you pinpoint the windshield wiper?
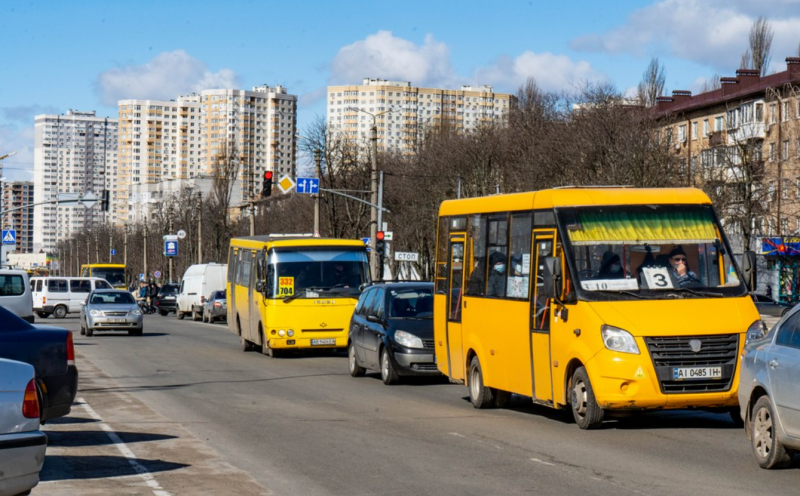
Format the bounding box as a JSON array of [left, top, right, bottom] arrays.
[[661, 287, 724, 298], [590, 289, 645, 300]]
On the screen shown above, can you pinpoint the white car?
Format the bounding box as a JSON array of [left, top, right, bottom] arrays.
[[0, 358, 46, 496]]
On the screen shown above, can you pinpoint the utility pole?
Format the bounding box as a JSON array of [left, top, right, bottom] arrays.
[[313, 149, 321, 236], [370, 122, 379, 279], [108, 231, 112, 263], [86, 237, 90, 266], [123, 224, 128, 268], [197, 192, 202, 264], [168, 206, 174, 283], [94, 231, 99, 263], [143, 224, 148, 283]]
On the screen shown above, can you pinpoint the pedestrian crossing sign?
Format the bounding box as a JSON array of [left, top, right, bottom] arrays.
[[1, 230, 16, 245]]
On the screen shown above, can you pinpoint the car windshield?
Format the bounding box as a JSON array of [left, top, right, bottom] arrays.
[[268, 248, 370, 298], [91, 268, 126, 287], [388, 287, 434, 319], [91, 292, 135, 305], [213, 291, 226, 300], [160, 284, 180, 295], [559, 205, 748, 301]]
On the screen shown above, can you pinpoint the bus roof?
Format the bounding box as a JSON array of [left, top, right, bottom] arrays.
[[80, 263, 125, 268], [438, 187, 712, 216], [230, 236, 367, 250]]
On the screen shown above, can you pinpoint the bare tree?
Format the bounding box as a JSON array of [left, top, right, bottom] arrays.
[[637, 57, 667, 107], [743, 16, 774, 76], [701, 74, 722, 93]]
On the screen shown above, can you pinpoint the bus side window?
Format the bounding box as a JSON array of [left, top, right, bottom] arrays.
[[465, 214, 487, 296], [508, 213, 532, 299], [266, 264, 275, 297]]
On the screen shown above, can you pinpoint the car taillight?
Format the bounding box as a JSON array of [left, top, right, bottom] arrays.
[[214, 301, 222, 308], [66, 332, 75, 366], [201, 295, 206, 304], [22, 379, 39, 419]]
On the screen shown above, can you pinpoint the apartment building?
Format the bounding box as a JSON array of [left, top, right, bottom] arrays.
[[326, 79, 515, 153], [118, 85, 297, 224], [1, 181, 34, 253], [655, 57, 800, 302], [33, 110, 118, 254]]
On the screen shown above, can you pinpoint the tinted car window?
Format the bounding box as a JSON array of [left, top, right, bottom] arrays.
[[71, 280, 92, 293], [388, 287, 434, 318], [48, 279, 68, 292], [95, 280, 112, 289], [775, 313, 800, 347], [358, 288, 376, 317], [0, 275, 25, 296], [372, 289, 386, 320], [159, 284, 180, 295]]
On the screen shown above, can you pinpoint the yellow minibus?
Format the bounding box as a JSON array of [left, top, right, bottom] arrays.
[[81, 263, 127, 290], [227, 236, 370, 357], [434, 187, 761, 428]]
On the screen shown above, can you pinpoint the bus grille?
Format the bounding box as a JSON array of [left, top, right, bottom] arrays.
[[644, 334, 739, 394]]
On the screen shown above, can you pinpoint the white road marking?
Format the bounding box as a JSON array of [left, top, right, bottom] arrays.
[[530, 458, 556, 466], [448, 432, 466, 437], [78, 397, 172, 496]]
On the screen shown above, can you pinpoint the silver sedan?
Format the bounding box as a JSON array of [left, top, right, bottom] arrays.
[[738, 306, 800, 468], [80, 289, 143, 336]]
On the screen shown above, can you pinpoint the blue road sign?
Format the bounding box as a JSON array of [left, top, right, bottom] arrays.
[[154, 270, 162, 279], [296, 177, 320, 194], [139, 273, 146, 281], [2, 230, 16, 245], [362, 237, 371, 252], [110, 249, 117, 256], [165, 240, 178, 257]]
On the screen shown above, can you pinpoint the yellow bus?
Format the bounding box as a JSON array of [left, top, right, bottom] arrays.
[[227, 236, 370, 357], [81, 263, 127, 290], [434, 187, 761, 429]]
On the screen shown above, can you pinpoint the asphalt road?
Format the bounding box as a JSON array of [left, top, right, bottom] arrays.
[[34, 313, 798, 496]]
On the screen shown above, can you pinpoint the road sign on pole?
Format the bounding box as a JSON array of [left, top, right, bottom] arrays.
[[394, 251, 419, 262], [110, 249, 117, 256], [2, 230, 16, 245], [277, 175, 296, 194], [296, 177, 320, 194], [154, 270, 162, 279]]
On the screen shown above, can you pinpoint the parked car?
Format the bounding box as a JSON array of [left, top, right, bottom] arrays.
[[30, 276, 114, 318], [1, 269, 34, 323], [176, 263, 227, 321], [202, 290, 227, 323], [752, 293, 794, 317], [348, 282, 438, 384], [738, 305, 800, 469], [0, 306, 78, 422], [80, 289, 143, 336], [154, 283, 181, 316], [0, 358, 47, 496]]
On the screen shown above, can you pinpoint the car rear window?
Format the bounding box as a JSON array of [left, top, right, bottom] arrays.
[[0, 275, 25, 296]]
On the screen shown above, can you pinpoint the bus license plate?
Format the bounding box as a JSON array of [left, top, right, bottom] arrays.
[[673, 366, 722, 380], [311, 339, 336, 346]]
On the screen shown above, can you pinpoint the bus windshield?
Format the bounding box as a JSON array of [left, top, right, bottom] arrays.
[[90, 267, 126, 288], [267, 248, 369, 298], [558, 204, 747, 301]]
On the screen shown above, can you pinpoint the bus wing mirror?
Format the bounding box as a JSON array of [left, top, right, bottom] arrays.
[[541, 256, 562, 299], [256, 280, 264, 293], [741, 251, 757, 292]]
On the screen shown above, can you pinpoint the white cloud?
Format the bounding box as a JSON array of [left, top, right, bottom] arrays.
[[570, 0, 800, 71], [0, 125, 35, 182], [330, 31, 459, 88], [95, 50, 240, 105], [474, 52, 605, 93]]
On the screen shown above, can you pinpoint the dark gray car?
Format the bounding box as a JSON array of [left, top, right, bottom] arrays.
[[202, 290, 227, 323], [738, 306, 800, 468], [752, 293, 794, 317]]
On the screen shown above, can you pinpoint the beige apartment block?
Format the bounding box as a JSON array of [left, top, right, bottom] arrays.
[[327, 78, 515, 153]]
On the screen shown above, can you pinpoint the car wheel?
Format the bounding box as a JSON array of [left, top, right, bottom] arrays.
[[177, 310, 185, 320], [192, 308, 201, 321], [86, 327, 94, 337], [79, 320, 86, 335], [53, 305, 67, 319], [159, 310, 168, 316], [348, 342, 365, 377], [36, 311, 49, 319], [380, 347, 399, 385], [571, 366, 604, 429], [468, 355, 495, 408], [751, 396, 793, 469]]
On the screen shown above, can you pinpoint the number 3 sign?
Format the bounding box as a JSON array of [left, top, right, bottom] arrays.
[[642, 267, 674, 289]]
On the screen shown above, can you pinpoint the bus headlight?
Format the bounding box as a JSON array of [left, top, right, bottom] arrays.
[[287, 329, 294, 337], [601, 325, 640, 354], [394, 330, 424, 349], [278, 330, 286, 337]]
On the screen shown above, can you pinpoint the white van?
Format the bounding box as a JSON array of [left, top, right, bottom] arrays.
[[177, 263, 227, 321], [30, 276, 114, 319], [0, 269, 34, 323]]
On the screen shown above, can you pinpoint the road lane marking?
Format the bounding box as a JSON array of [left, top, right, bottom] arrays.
[[530, 457, 555, 466], [78, 397, 172, 496]]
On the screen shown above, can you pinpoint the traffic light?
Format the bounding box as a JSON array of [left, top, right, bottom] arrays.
[[101, 189, 110, 212], [375, 231, 386, 257], [262, 171, 273, 198]]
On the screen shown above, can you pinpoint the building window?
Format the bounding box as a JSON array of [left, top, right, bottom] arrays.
[[783, 179, 790, 200], [691, 122, 697, 140], [703, 119, 709, 136], [770, 103, 777, 124], [783, 140, 790, 160], [678, 125, 686, 142], [769, 142, 776, 161], [782, 101, 790, 122], [714, 116, 724, 131]]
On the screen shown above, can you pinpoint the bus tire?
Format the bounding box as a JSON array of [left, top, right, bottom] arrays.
[[53, 305, 67, 319], [348, 342, 365, 377], [261, 330, 281, 358], [493, 389, 512, 408], [468, 355, 495, 409], [570, 366, 604, 429]]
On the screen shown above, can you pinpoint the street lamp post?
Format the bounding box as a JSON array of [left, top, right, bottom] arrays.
[[0, 151, 18, 268]]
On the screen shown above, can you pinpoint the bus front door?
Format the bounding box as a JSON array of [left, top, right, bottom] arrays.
[[445, 236, 466, 381], [530, 231, 554, 404]]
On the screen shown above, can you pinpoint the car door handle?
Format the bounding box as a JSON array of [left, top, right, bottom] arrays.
[[769, 359, 779, 369]]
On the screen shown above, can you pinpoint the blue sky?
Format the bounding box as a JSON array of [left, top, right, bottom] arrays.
[[2, 0, 800, 181]]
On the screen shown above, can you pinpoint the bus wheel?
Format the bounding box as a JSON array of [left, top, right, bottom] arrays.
[[468, 356, 495, 409], [261, 330, 281, 358], [53, 305, 67, 319], [348, 342, 365, 377], [493, 390, 511, 408], [570, 366, 604, 429]]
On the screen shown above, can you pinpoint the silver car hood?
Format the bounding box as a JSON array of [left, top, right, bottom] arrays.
[[87, 304, 138, 313]]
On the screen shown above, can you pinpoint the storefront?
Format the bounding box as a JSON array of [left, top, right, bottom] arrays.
[[761, 237, 800, 304]]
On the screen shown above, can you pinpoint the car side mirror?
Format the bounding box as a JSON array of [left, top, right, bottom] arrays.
[[541, 256, 562, 300], [741, 250, 757, 292], [367, 314, 381, 324]]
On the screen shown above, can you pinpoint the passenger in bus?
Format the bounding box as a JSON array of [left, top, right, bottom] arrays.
[[331, 263, 355, 288], [598, 251, 624, 279], [487, 251, 507, 297], [668, 246, 701, 288]]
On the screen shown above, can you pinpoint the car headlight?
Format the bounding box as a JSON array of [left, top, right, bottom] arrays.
[[601, 325, 640, 354], [89, 309, 103, 317], [131, 309, 142, 316], [745, 319, 766, 343], [394, 330, 424, 349]]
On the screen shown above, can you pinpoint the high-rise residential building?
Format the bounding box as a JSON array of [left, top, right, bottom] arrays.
[[326, 79, 516, 153], [33, 110, 118, 254], [1, 181, 35, 253], [118, 85, 297, 224]]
